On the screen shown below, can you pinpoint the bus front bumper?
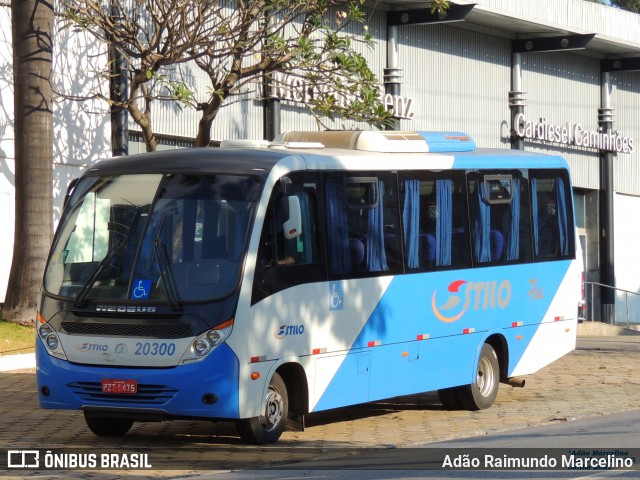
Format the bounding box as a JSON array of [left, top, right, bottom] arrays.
[[36, 339, 240, 420]]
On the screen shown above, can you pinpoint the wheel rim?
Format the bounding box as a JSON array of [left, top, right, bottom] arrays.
[[476, 356, 495, 397], [260, 386, 284, 432]]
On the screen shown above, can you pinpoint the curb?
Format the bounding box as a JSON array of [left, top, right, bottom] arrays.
[[577, 321, 640, 337], [0, 352, 36, 372]]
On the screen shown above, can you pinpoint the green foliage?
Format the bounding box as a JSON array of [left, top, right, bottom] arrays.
[[610, 0, 640, 12], [60, 8, 93, 30], [430, 0, 451, 13], [167, 81, 197, 108]]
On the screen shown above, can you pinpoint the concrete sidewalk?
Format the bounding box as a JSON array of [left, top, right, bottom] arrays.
[[0, 352, 35, 372]]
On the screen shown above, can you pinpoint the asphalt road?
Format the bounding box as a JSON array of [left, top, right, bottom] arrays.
[[187, 410, 640, 480]]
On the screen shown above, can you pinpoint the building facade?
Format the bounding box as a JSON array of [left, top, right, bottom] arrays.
[[1, 0, 639, 323]]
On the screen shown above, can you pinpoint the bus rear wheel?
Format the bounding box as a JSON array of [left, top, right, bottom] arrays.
[[84, 412, 134, 437], [456, 343, 500, 411], [236, 372, 288, 444]]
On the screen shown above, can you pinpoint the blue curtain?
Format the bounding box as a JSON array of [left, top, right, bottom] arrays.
[[403, 180, 420, 269], [366, 181, 388, 272], [326, 180, 350, 274], [506, 177, 520, 261], [556, 177, 569, 256], [473, 180, 492, 263], [531, 177, 539, 256], [435, 179, 452, 266]]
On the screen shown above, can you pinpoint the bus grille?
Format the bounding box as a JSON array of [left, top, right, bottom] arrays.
[[67, 382, 179, 405], [61, 322, 191, 338]]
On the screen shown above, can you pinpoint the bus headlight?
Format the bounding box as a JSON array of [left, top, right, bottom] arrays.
[[193, 339, 210, 356], [36, 314, 67, 360], [180, 318, 234, 365], [38, 323, 52, 339], [206, 329, 222, 346], [46, 334, 59, 349]]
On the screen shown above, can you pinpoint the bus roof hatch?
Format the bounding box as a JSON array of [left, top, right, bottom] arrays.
[[274, 130, 476, 153]]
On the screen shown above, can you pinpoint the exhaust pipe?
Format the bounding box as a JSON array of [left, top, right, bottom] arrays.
[[501, 377, 526, 388]]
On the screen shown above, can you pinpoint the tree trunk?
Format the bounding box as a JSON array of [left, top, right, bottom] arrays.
[[5, 0, 54, 325], [195, 96, 224, 147]]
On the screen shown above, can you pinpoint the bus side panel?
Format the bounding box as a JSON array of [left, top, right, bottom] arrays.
[[313, 352, 371, 411], [237, 277, 393, 418], [241, 258, 577, 416], [509, 258, 581, 377], [36, 340, 241, 419], [368, 335, 481, 401], [314, 335, 481, 410], [313, 260, 576, 410]]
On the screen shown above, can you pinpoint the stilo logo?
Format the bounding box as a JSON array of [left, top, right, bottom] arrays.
[[77, 342, 108, 352], [274, 324, 305, 339], [432, 279, 512, 323]]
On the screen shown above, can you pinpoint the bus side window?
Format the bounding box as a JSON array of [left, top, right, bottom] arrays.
[[467, 171, 531, 266], [401, 172, 470, 272], [531, 171, 574, 261], [325, 173, 401, 276]]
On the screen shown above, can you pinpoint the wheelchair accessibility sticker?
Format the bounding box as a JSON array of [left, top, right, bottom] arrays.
[[329, 281, 344, 311], [131, 279, 152, 300]]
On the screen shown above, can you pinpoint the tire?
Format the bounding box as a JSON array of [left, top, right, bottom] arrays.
[[456, 343, 500, 411], [84, 412, 134, 437], [236, 372, 288, 444], [437, 387, 463, 410]]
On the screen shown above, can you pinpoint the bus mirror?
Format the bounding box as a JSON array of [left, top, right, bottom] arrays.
[[283, 196, 302, 240]]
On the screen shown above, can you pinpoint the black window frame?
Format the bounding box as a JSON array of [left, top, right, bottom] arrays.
[[398, 169, 472, 273], [529, 168, 576, 263], [466, 169, 534, 268], [251, 172, 326, 305], [324, 171, 404, 280]]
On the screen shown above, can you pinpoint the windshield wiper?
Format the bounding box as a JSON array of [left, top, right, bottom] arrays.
[[150, 214, 182, 311], [153, 239, 182, 311], [73, 222, 130, 308], [73, 248, 117, 308]]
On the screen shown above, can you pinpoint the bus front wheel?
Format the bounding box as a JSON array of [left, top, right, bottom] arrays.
[[84, 412, 134, 437], [236, 372, 288, 444], [457, 343, 500, 411]]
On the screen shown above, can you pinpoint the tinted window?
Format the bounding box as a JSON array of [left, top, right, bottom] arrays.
[[325, 173, 402, 276], [530, 170, 574, 261], [467, 170, 532, 265], [400, 171, 470, 271]]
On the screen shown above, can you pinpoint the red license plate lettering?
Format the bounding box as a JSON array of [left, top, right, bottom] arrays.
[[101, 379, 138, 394]]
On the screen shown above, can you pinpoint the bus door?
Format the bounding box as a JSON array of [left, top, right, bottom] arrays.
[[251, 172, 326, 305]]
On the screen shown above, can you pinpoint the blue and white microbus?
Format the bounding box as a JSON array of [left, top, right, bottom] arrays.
[[37, 131, 582, 443]]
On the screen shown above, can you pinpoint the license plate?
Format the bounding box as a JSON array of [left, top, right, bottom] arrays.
[[101, 379, 138, 394]]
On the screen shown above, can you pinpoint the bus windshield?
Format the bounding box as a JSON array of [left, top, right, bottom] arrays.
[[45, 172, 262, 304]]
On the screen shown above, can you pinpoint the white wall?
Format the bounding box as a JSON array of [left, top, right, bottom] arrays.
[[614, 192, 640, 324], [52, 22, 112, 222], [0, 7, 15, 303], [0, 7, 111, 302]]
